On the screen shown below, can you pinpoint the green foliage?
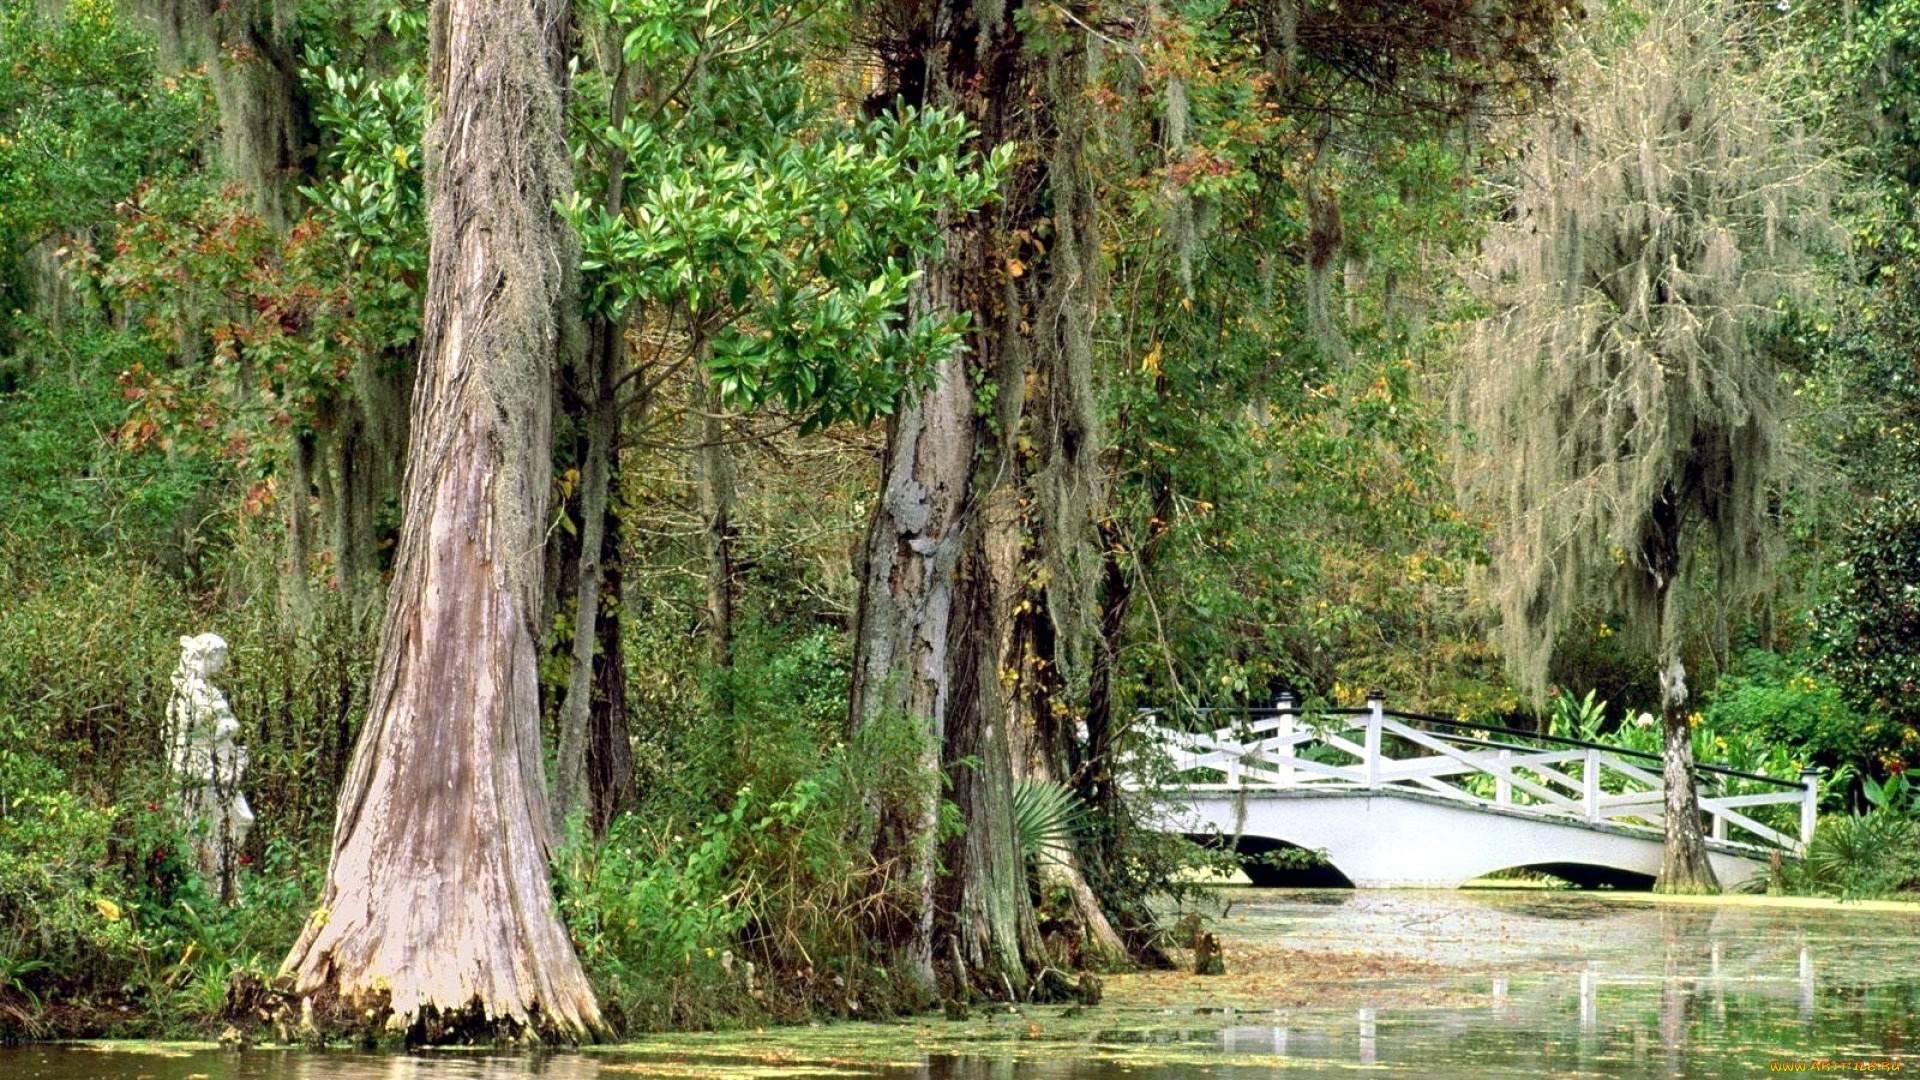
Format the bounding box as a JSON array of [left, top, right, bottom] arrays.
[[1010, 777, 1090, 864], [0, 728, 322, 1034], [1704, 649, 1889, 784], [1815, 494, 1920, 774], [43, 42, 431, 590], [0, 734, 119, 984], [558, 733, 921, 1028], [297, 61, 427, 353], [0, 391, 359, 1033], [75, 180, 386, 457], [559, 795, 761, 988], [1555, 690, 1794, 781], [0, 386, 375, 837], [0, 369, 226, 569], [1861, 771, 1918, 823], [1078, 0, 1534, 720], [1548, 688, 1610, 740], [566, 0, 1009, 431], [1243, 844, 1332, 874], [1760, 808, 1920, 900], [558, 593, 946, 1026], [0, 0, 208, 353]]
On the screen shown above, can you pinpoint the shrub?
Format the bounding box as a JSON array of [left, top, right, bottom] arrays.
[[557, 746, 912, 1029], [1702, 649, 1895, 791], [1815, 493, 1920, 774], [1760, 813, 1920, 899]]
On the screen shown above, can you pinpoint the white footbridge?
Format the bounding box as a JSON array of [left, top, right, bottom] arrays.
[[1140, 696, 1818, 889]]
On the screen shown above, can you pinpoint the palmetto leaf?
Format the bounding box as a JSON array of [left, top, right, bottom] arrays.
[[1011, 776, 1089, 863]]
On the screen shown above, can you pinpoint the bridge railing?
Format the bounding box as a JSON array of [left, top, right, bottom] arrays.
[[1138, 696, 1818, 853]]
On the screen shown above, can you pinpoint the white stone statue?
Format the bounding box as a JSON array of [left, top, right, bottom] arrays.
[[165, 633, 254, 898]]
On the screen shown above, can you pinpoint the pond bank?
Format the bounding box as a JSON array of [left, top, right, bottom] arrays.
[[8, 888, 1918, 1078]]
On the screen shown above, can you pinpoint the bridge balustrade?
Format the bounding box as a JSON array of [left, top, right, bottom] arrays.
[[1137, 696, 1818, 854]]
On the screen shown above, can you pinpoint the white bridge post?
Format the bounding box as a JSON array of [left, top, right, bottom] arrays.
[[1583, 747, 1600, 823], [1365, 690, 1384, 789], [1800, 767, 1820, 853], [1496, 749, 1511, 806], [1276, 692, 1296, 787]]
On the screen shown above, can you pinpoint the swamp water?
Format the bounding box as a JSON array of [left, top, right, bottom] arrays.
[[8, 890, 1915, 1079]]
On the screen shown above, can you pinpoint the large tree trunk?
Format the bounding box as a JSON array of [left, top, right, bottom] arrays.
[[919, 4, 1059, 994], [942, 487, 1049, 997], [848, 329, 974, 997], [1655, 648, 1719, 893], [850, 0, 1121, 1000], [280, 0, 604, 1039], [1647, 516, 1719, 894]]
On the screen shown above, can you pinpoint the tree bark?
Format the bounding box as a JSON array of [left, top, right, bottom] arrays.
[[941, 486, 1049, 997], [585, 484, 633, 835], [1006, 578, 1129, 972], [1647, 503, 1719, 894], [849, 0, 1128, 999], [1655, 648, 1720, 893], [547, 32, 634, 837], [280, 0, 604, 1039], [918, 2, 1057, 994], [848, 323, 973, 996], [551, 314, 620, 835], [695, 365, 737, 672]]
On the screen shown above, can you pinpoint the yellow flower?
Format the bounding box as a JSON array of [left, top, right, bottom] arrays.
[[1688, 712, 1703, 728], [94, 897, 121, 923]]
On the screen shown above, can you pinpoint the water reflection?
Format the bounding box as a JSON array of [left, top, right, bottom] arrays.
[[6, 1047, 617, 1080]]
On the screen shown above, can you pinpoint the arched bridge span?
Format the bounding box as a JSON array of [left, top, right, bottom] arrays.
[[1140, 700, 1816, 890]]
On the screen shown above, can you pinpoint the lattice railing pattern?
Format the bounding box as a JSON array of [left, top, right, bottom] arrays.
[[1141, 700, 1817, 853]]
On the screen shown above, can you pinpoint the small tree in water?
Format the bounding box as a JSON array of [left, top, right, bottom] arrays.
[[1456, 0, 1840, 892]]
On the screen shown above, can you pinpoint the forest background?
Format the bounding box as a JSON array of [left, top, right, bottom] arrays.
[[2, 0, 1920, 1043]]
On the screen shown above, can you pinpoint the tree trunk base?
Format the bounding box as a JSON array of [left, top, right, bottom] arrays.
[[1652, 876, 1721, 896], [281, 985, 586, 1048], [1036, 854, 1134, 973]]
